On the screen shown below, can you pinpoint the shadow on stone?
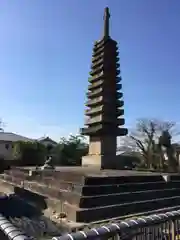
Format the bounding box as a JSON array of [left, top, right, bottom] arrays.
[[0, 194, 41, 218], [14, 186, 48, 211]]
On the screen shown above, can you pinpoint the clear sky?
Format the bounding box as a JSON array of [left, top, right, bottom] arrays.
[[0, 0, 180, 141]]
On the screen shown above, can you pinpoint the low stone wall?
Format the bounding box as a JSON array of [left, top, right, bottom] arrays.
[[5, 169, 83, 192], [13, 168, 86, 182], [0, 173, 82, 217]]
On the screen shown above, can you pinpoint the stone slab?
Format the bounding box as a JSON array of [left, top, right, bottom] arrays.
[[16, 166, 180, 177], [75, 196, 180, 223]]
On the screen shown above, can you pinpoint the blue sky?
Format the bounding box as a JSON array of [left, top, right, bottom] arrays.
[[0, 0, 180, 141]]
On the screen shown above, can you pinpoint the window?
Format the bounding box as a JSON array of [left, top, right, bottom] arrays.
[[5, 144, 9, 150]]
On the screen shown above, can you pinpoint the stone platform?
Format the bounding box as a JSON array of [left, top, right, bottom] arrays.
[[19, 166, 172, 176], [1, 167, 180, 231]]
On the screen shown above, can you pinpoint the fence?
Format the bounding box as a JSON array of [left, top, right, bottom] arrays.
[[52, 209, 180, 240], [1, 209, 180, 239], [0, 213, 33, 240]]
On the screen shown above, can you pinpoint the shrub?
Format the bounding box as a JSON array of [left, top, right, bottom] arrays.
[[13, 141, 47, 166]]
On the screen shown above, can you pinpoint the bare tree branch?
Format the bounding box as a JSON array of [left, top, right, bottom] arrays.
[[119, 118, 180, 169]]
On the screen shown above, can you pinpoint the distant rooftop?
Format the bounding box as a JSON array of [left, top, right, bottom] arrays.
[[0, 132, 34, 142], [37, 136, 58, 144], [0, 132, 58, 144]]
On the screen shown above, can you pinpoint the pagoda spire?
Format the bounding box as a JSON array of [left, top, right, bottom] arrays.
[[81, 7, 128, 169], [103, 7, 110, 38]]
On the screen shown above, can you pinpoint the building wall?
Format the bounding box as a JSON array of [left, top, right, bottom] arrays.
[[0, 138, 57, 161], [0, 141, 14, 160]]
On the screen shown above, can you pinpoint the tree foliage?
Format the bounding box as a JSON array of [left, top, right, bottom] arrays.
[[59, 135, 88, 166], [13, 134, 88, 167], [13, 141, 47, 166]]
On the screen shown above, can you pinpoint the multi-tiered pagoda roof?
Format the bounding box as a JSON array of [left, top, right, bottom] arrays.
[[81, 7, 128, 137]]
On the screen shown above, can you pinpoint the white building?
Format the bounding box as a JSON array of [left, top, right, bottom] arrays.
[[0, 132, 57, 160]]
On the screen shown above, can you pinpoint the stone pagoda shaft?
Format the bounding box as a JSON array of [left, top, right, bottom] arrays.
[[81, 7, 128, 169]]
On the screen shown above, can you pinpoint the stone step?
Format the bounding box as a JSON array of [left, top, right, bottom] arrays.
[[0, 174, 83, 194], [9, 182, 180, 223], [3, 174, 180, 225], [14, 184, 81, 209], [13, 180, 180, 210], [9, 169, 86, 184], [84, 175, 163, 185], [5, 169, 165, 185], [81, 181, 180, 195], [79, 188, 180, 208], [6, 170, 178, 194], [2, 173, 168, 198], [170, 175, 180, 181], [64, 195, 180, 223], [3, 174, 180, 207]]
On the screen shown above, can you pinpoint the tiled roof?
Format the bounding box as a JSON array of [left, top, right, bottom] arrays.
[[0, 132, 34, 142], [38, 137, 57, 144]]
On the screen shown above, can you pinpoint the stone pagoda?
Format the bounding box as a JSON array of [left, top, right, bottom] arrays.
[[81, 7, 128, 169]]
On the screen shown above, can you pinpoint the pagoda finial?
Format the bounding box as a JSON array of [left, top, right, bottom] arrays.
[[103, 7, 110, 38]]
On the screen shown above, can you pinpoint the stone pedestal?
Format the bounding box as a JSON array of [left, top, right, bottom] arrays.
[[82, 136, 116, 169], [82, 155, 116, 169], [82, 155, 102, 167]]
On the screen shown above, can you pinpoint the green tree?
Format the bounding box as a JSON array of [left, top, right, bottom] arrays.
[[13, 141, 47, 166], [58, 134, 88, 166]]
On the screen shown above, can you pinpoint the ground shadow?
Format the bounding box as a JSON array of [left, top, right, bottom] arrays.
[[14, 186, 48, 211]]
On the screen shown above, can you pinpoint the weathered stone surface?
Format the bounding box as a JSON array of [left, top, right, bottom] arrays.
[[81, 8, 127, 169], [3, 168, 180, 225]]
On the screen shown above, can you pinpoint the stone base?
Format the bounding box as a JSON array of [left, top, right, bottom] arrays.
[[82, 155, 102, 168], [82, 155, 117, 169]]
